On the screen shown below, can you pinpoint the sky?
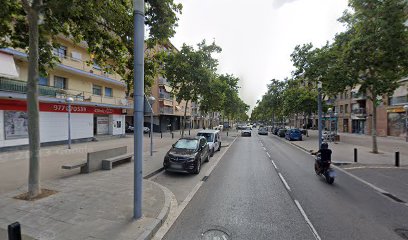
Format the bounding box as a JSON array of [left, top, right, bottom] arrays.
[[170, 0, 349, 114]]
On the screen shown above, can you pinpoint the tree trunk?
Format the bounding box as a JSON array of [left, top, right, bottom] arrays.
[[371, 98, 378, 153], [26, 3, 41, 199], [181, 100, 189, 137]]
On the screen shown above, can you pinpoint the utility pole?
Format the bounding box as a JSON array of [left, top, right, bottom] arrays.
[[133, 0, 144, 220], [318, 81, 323, 149]]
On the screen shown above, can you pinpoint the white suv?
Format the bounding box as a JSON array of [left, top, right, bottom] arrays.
[[197, 130, 222, 157]]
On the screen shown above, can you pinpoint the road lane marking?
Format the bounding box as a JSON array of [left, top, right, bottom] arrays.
[[266, 152, 271, 158], [271, 160, 278, 170], [262, 147, 266, 151], [278, 172, 291, 191], [294, 200, 322, 240]]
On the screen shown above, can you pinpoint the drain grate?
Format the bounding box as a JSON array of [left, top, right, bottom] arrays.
[[382, 193, 406, 203], [202, 176, 209, 182], [395, 229, 408, 239]]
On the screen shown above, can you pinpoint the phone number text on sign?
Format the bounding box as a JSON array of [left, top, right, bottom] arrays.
[[52, 105, 87, 112]]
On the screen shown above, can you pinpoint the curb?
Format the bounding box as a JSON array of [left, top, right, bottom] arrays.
[[137, 180, 177, 240]]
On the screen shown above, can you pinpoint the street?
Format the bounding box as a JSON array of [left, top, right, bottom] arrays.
[[163, 131, 408, 240]]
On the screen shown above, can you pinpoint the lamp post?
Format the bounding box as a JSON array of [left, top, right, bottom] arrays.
[[318, 81, 323, 149], [404, 104, 408, 142], [133, 0, 145, 220], [148, 96, 156, 156], [66, 97, 74, 149], [334, 112, 338, 137], [328, 108, 333, 142]]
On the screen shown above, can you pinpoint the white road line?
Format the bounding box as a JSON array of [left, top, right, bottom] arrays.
[[262, 147, 266, 151], [271, 160, 278, 170], [266, 152, 271, 158], [278, 172, 291, 191], [334, 166, 388, 194], [294, 200, 322, 240]]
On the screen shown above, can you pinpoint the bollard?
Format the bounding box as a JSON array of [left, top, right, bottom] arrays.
[[172, 133, 174, 139], [354, 148, 358, 163], [189, 130, 191, 135], [395, 151, 400, 167], [8, 222, 22, 240], [149, 131, 151, 138], [160, 131, 162, 139], [227, 131, 229, 136]]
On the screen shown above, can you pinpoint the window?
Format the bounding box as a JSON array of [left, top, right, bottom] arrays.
[[93, 85, 102, 96], [38, 76, 48, 86], [345, 91, 349, 99], [105, 87, 113, 97], [340, 105, 344, 113], [345, 104, 349, 113], [53, 46, 67, 58], [54, 76, 67, 89]]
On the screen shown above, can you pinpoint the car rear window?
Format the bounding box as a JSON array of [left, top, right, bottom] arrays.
[[197, 133, 214, 142]]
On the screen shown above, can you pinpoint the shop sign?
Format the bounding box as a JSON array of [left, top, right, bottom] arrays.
[[0, 99, 123, 114], [387, 107, 405, 113]]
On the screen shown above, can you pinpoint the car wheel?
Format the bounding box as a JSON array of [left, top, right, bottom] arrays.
[[218, 143, 221, 151], [210, 149, 214, 157], [194, 159, 201, 174], [205, 153, 210, 162]]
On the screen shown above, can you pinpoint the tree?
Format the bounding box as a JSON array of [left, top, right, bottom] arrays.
[[340, 0, 408, 153], [163, 40, 221, 136], [0, 0, 182, 198]]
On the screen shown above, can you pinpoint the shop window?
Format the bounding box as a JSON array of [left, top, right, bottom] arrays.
[[105, 87, 113, 97], [116, 121, 121, 128], [54, 76, 67, 89], [93, 84, 102, 96], [4, 111, 28, 139]]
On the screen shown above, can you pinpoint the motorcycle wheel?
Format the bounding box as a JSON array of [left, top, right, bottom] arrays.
[[326, 175, 334, 184], [314, 162, 320, 175]]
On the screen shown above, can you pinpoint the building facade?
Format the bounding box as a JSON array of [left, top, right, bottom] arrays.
[[0, 37, 130, 149]]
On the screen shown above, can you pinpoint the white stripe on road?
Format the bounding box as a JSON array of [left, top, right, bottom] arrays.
[[262, 147, 266, 151], [294, 200, 322, 240], [271, 160, 278, 170], [266, 152, 271, 158], [278, 172, 291, 191]]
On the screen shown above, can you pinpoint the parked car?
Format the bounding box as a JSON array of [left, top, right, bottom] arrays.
[[197, 130, 221, 157], [258, 127, 268, 135], [285, 128, 303, 141], [143, 127, 150, 134], [273, 128, 280, 135], [241, 127, 252, 137], [278, 128, 287, 137], [163, 137, 210, 174], [213, 125, 224, 131], [322, 131, 337, 141]]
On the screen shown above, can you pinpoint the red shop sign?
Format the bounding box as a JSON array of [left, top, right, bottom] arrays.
[[0, 99, 123, 115]]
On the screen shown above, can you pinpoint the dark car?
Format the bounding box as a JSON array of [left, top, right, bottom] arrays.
[[163, 137, 210, 174], [258, 127, 268, 135], [273, 128, 280, 135], [285, 128, 303, 141], [278, 129, 287, 137], [241, 127, 252, 137]]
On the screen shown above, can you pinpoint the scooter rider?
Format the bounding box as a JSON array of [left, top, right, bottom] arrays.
[[315, 142, 332, 172]]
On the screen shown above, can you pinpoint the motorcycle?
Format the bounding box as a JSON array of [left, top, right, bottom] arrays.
[[314, 153, 336, 184]]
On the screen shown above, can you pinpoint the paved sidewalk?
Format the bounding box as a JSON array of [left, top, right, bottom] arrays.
[[0, 162, 172, 240]]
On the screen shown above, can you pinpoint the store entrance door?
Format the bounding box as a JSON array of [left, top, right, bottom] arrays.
[[94, 115, 109, 135]]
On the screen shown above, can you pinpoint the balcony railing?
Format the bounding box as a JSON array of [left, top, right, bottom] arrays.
[[389, 96, 408, 106], [351, 108, 367, 115], [351, 92, 366, 100], [0, 77, 130, 106], [160, 107, 174, 114], [158, 77, 170, 85], [159, 92, 173, 100]]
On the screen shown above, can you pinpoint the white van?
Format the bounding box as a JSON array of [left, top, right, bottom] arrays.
[[197, 130, 222, 157]]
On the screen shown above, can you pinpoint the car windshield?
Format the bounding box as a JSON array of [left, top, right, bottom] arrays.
[[174, 139, 198, 150], [246, 127, 251, 130], [197, 133, 214, 142]]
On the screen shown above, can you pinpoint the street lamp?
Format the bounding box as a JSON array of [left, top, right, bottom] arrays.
[[328, 107, 333, 142], [404, 104, 408, 142], [148, 96, 156, 156], [317, 81, 323, 148], [334, 112, 338, 137], [66, 97, 74, 149]]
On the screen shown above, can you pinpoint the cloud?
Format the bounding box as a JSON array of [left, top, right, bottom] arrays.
[[273, 0, 301, 8]]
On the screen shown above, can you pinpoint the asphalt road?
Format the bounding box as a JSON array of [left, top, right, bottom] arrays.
[[260, 134, 408, 240], [164, 133, 316, 240]]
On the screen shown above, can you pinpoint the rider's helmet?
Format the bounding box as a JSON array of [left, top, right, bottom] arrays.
[[321, 142, 328, 149]]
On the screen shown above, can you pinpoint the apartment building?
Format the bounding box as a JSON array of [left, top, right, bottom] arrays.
[[0, 37, 130, 149]]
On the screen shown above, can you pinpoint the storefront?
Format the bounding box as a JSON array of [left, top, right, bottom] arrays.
[[0, 99, 126, 149], [387, 107, 407, 137]]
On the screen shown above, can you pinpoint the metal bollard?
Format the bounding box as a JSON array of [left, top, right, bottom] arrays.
[[171, 133, 174, 139], [149, 131, 151, 138], [395, 151, 400, 167], [160, 131, 162, 139], [8, 222, 22, 240], [189, 130, 191, 135], [227, 131, 229, 136], [354, 148, 358, 163]]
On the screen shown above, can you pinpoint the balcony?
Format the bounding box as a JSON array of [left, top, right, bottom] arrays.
[[159, 92, 173, 101], [351, 92, 366, 100], [389, 96, 408, 106], [158, 77, 170, 85], [351, 108, 367, 116], [0, 77, 129, 106], [160, 107, 174, 115]]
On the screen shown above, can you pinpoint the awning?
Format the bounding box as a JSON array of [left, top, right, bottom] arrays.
[[351, 84, 361, 93], [164, 85, 172, 93], [0, 52, 18, 78]]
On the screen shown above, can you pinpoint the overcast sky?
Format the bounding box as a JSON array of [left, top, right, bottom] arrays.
[[170, 0, 349, 114]]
